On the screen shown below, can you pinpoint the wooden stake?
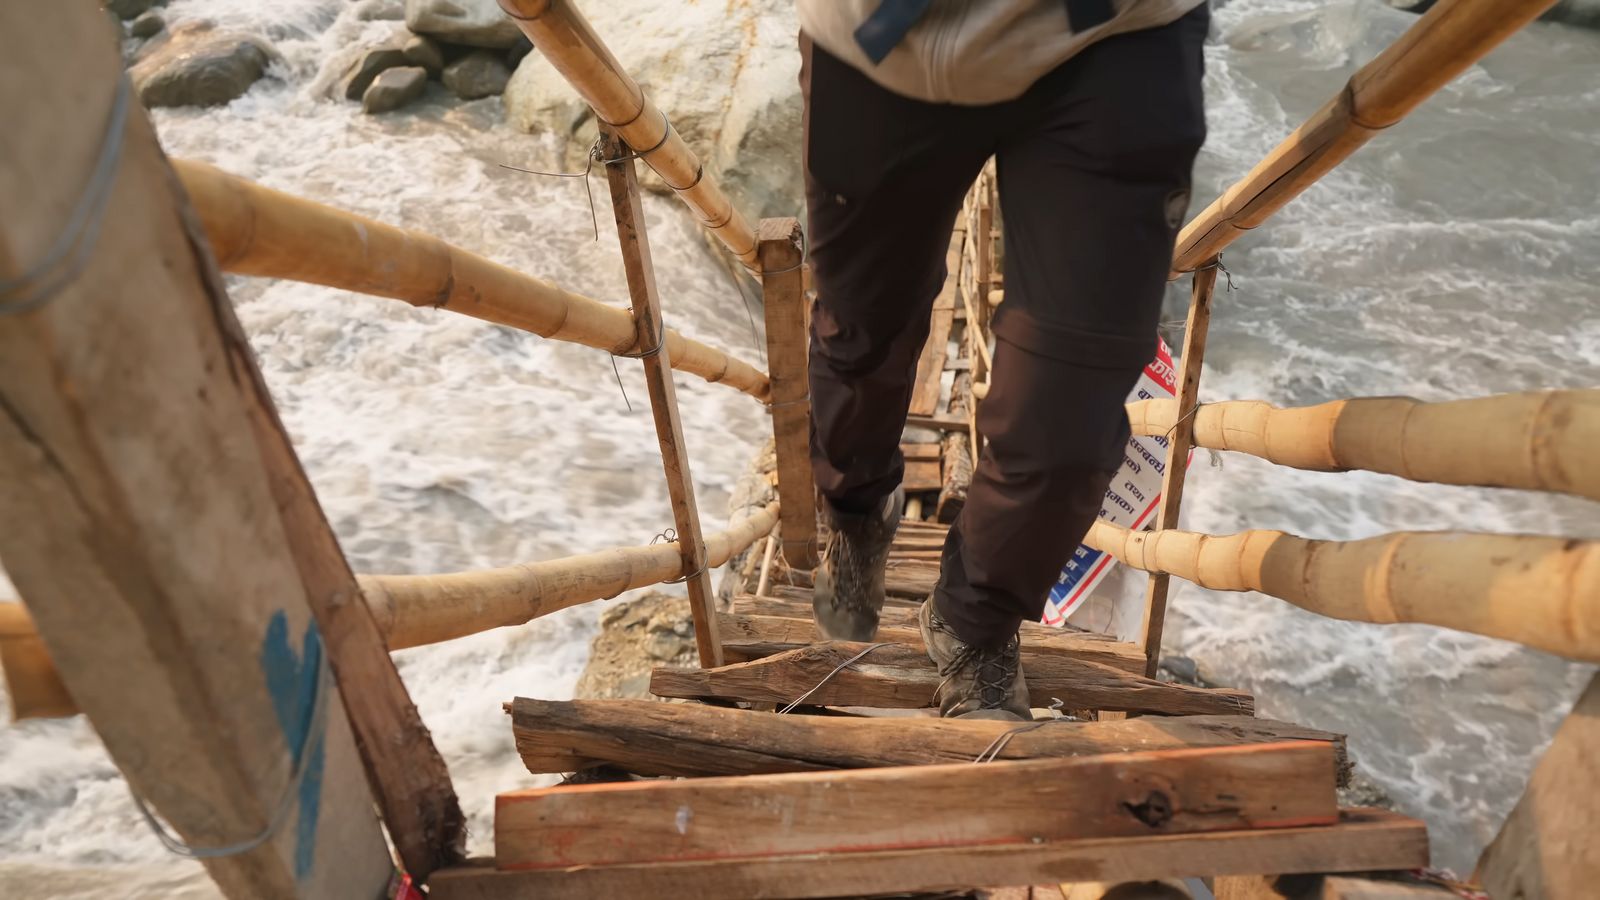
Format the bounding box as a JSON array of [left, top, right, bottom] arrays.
[[1138, 264, 1218, 676], [758, 218, 819, 570], [650, 641, 1255, 715], [1477, 672, 1600, 898], [431, 809, 1428, 900], [601, 128, 723, 667], [177, 160, 770, 401], [505, 698, 1350, 781], [0, 7, 459, 889], [494, 741, 1338, 869]]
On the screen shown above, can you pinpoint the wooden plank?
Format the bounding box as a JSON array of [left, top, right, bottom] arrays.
[[905, 458, 943, 491], [1138, 264, 1217, 676], [783, 557, 942, 598], [910, 308, 955, 416], [603, 129, 723, 667], [650, 641, 1254, 715], [717, 612, 1146, 674], [731, 593, 1121, 643], [907, 413, 971, 432], [901, 442, 942, 461], [0, 10, 420, 893], [434, 810, 1427, 900], [495, 741, 1338, 869], [1477, 671, 1599, 899], [759, 217, 818, 571], [507, 698, 1349, 781]]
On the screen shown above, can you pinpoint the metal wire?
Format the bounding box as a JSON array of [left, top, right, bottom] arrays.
[[970, 699, 1076, 763], [649, 527, 710, 585], [499, 138, 603, 241], [776, 643, 891, 714], [1, 77, 132, 317]]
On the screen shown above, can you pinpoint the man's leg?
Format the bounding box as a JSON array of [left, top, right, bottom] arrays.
[[802, 36, 992, 639], [927, 8, 1210, 699]]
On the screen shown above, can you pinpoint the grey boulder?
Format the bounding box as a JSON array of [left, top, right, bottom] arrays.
[[442, 49, 511, 100], [343, 46, 409, 100], [106, 0, 154, 21], [402, 34, 446, 76], [362, 65, 429, 113], [404, 0, 522, 49], [130, 23, 274, 109], [129, 10, 165, 39]]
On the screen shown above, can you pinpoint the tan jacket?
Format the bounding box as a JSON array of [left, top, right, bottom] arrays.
[[797, 0, 1207, 105]]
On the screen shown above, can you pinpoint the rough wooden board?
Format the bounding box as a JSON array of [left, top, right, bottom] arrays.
[[651, 641, 1254, 715], [495, 742, 1337, 869], [911, 307, 955, 416], [783, 558, 941, 598], [901, 442, 942, 461], [1477, 671, 1599, 899], [730, 594, 1122, 644], [432, 810, 1428, 900], [758, 217, 819, 570], [604, 130, 723, 667], [507, 698, 1349, 782], [717, 612, 1146, 674], [905, 458, 944, 492], [0, 10, 407, 892]]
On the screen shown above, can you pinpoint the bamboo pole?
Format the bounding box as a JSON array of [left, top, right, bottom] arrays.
[[0, 504, 779, 718], [1085, 521, 1600, 663], [175, 159, 770, 401], [1172, 0, 1560, 275], [1126, 390, 1600, 503], [366, 502, 779, 651], [1136, 265, 1218, 675], [497, 0, 760, 271]]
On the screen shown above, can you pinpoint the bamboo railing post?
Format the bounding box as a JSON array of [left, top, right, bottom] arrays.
[[499, 0, 760, 271], [0, 5, 462, 888], [1136, 263, 1219, 677], [758, 218, 819, 570], [600, 126, 724, 667]]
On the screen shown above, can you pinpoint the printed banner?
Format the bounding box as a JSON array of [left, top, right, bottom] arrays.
[[1041, 338, 1183, 626]]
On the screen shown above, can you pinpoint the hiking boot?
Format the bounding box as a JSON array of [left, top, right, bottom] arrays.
[[812, 486, 903, 641], [918, 598, 1031, 721]]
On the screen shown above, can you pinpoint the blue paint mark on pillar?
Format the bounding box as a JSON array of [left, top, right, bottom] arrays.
[[260, 610, 326, 882]]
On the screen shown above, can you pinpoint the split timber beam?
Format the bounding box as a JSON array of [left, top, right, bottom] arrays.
[[497, 0, 760, 270], [599, 127, 723, 667], [758, 218, 819, 569], [1087, 521, 1600, 664], [1476, 671, 1600, 899], [717, 611, 1146, 674], [176, 159, 771, 402], [728, 593, 1118, 646], [0, 5, 461, 889], [780, 557, 942, 599], [1127, 390, 1600, 503], [494, 741, 1338, 869], [429, 809, 1428, 900], [505, 698, 1350, 782], [649, 641, 1256, 716], [1172, 0, 1561, 274]]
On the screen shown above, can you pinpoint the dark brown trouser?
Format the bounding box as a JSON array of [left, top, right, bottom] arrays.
[[802, 7, 1209, 649]]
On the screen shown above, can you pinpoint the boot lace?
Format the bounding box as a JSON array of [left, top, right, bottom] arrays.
[[937, 640, 1021, 710]]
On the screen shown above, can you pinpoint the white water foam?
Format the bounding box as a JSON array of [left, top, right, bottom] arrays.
[[2, 0, 1597, 891]]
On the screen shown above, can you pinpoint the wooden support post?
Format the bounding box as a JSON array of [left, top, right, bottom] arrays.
[[602, 128, 723, 668], [0, 5, 462, 890], [494, 741, 1339, 870], [1476, 672, 1600, 898], [758, 217, 819, 570], [1136, 263, 1219, 676]]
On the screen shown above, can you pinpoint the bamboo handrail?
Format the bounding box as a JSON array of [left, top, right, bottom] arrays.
[[1085, 521, 1600, 663], [1172, 0, 1560, 275], [497, 0, 760, 272], [1127, 390, 1600, 502], [175, 160, 771, 402], [0, 503, 780, 719], [363, 501, 780, 650]]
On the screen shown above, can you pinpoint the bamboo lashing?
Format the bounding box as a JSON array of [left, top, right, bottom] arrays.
[[175, 160, 770, 401], [1171, 0, 1560, 275], [363, 501, 780, 651], [0, 504, 779, 719], [1085, 521, 1600, 664], [496, 0, 760, 271], [1127, 390, 1600, 503]]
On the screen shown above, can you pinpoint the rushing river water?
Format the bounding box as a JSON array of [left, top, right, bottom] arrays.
[[1, 0, 1597, 893]]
